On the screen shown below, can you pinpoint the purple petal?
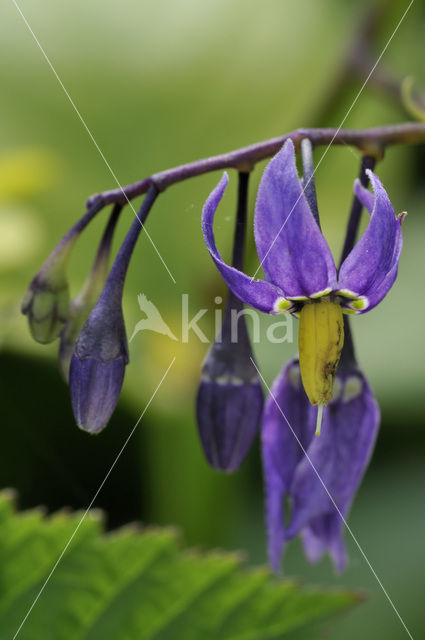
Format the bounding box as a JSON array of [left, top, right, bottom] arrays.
[[362, 246, 402, 311], [202, 174, 284, 313], [254, 140, 337, 298], [338, 171, 404, 311], [302, 514, 347, 572], [261, 359, 316, 571], [353, 178, 375, 213], [285, 368, 380, 570]]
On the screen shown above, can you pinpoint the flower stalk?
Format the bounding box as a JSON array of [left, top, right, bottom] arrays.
[[300, 138, 320, 228], [87, 123, 425, 206]]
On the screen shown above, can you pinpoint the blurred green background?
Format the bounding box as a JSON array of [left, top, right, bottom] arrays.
[[0, 0, 424, 637]]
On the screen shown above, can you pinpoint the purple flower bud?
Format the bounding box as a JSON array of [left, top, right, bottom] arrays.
[[22, 197, 104, 344], [196, 307, 263, 471], [59, 205, 122, 381], [69, 302, 128, 433], [69, 187, 158, 432], [197, 171, 263, 471]]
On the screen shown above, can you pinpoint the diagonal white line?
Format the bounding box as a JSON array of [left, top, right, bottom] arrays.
[[12, 357, 176, 640], [251, 0, 414, 282], [11, 0, 176, 284], [251, 358, 414, 640]]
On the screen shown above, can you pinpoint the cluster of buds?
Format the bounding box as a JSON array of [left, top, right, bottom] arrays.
[[22, 187, 158, 433]]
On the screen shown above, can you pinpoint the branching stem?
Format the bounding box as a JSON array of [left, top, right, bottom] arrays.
[[87, 122, 425, 207]]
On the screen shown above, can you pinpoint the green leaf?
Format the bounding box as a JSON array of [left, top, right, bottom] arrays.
[[0, 492, 361, 639]]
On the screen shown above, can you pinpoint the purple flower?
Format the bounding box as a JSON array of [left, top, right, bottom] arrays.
[[196, 298, 263, 472], [262, 357, 379, 572], [202, 140, 405, 416], [203, 139, 403, 315]]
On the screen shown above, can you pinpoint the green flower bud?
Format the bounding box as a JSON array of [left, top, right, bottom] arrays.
[[21, 248, 72, 344], [22, 197, 104, 345]]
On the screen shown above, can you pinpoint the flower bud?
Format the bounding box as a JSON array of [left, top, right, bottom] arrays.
[[196, 303, 263, 472], [59, 205, 121, 380], [22, 198, 104, 344], [197, 170, 263, 470], [69, 303, 128, 433], [21, 246, 72, 344], [69, 187, 158, 432]]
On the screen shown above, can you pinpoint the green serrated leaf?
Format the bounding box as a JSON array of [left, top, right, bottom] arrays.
[[0, 493, 361, 640]]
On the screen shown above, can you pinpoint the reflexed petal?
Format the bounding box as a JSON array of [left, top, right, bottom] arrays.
[[202, 173, 284, 313], [285, 368, 380, 571], [353, 178, 375, 213], [254, 140, 337, 298], [261, 359, 315, 571], [361, 249, 402, 312], [338, 170, 404, 311]]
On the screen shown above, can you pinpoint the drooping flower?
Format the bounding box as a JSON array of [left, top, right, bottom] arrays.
[[202, 139, 404, 430], [262, 354, 379, 572], [70, 187, 158, 433]]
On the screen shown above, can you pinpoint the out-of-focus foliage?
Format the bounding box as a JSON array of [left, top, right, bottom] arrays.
[[0, 492, 359, 639]]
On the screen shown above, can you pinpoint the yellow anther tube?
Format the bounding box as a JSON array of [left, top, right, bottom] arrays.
[[298, 299, 344, 413]]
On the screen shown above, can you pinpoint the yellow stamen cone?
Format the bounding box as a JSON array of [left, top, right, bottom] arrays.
[[298, 299, 344, 409]]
